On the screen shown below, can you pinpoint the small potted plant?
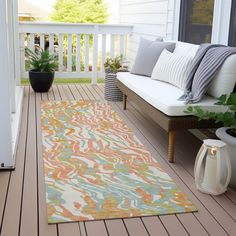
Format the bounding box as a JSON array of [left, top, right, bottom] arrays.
[[104, 55, 128, 101], [26, 48, 57, 92], [186, 93, 236, 189]]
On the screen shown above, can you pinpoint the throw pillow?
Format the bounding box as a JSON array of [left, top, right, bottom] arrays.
[[173, 41, 199, 58], [207, 54, 236, 98], [131, 38, 175, 77], [151, 49, 193, 89], [189, 47, 236, 103]]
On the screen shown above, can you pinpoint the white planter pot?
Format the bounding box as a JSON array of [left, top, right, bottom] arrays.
[[216, 127, 236, 189]]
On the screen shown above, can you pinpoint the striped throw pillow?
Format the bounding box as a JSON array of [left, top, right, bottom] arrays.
[[151, 49, 193, 90]]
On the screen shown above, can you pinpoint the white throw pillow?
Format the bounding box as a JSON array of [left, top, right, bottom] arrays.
[[173, 41, 199, 58], [207, 54, 236, 98], [151, 49, 193, 89]]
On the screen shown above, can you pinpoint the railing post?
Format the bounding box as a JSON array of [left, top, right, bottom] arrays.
[[67, 33, 72, 73], [76, 34, 81, 72], [40, 34, 45, 50], [101, 34, 106, 72], [84, 35, 89, 73], [110, 34, 115, 59], [49, 33, 54, 54], [119, 34, 124, 56], [92, 25, 98, 84], [58, 34, 63, 72], [29, 33, 35, 51]]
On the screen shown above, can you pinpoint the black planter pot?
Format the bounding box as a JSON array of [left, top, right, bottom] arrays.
[[29, 70, 55, 92]]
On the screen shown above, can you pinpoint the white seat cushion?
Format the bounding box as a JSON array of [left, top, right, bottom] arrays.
[[117, 72, 227, 116]]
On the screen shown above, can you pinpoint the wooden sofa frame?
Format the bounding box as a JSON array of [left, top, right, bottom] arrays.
[[116, 79, 221, 163]]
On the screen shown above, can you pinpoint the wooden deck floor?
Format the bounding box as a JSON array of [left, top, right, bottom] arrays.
[[0, 84, 236, 236]]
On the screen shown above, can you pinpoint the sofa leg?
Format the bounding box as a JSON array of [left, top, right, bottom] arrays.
[[168, 131, 175, 163], [123, 94, 127, 110]]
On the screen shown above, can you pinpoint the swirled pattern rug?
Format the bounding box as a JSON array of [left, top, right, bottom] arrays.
[[41, 101, 197, 223]]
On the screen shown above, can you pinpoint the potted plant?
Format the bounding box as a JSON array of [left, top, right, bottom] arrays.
[[25, 48, 57, 92], [186, 93, 236, 189], [104, 55, 128, 101]]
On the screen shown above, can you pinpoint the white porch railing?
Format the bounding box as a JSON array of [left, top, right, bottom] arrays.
[[19, 22, 133, 84]]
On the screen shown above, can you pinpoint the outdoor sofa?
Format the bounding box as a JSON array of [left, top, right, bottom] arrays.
[[116, 41, 236, 163]]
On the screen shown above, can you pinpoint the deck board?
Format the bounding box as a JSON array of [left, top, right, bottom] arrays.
[[115, 99, 230, 236], [123, 218, 149, 236], [20, 88, 38, 236], [85, 220, 108, 236], [141, 217, 169, 236], [0, 84, 235, 236], [105, 219, 129, 236], [160, 215, 189, 236], [1, 87, 29, 236], [36, 92, 58, 236]]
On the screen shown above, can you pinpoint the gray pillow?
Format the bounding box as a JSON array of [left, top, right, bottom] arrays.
[[131, 38, 175, 77]]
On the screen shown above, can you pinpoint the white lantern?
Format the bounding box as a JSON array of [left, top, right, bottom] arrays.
[[194, 139, 231, 195]]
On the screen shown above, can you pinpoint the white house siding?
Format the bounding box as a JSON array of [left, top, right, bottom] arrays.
[[119, 0, 170, 65]]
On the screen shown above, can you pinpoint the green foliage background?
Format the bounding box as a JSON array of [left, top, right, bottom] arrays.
[[50, 0, 108, 24], [191, 0, 214, 25], [49, 0, 109, 67]]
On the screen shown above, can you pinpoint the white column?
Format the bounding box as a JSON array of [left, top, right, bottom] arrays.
[[13, 0, 21, 86], [7, 0, 16, 113], [170, 0, 181, 40], [211, 0, 232, 45], [0, 0, 13, 167]]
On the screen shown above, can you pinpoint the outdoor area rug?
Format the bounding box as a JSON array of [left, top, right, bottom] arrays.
[[41, 101, 197, 223]]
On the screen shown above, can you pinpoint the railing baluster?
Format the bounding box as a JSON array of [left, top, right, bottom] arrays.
[[76, 34, 81, 72], [58, 34, 63, 72], [49, 33, 54, 54], [30, 33, 34, 51], [92, 26, 98, 84], [119, 35, 124, 57], [19, 22, 133, 81], [20, 33, 25, 76], [110, 34, 115, 59], [40, 34, 45, 50], [101, 34, 106, 72], [85, 34, 89, 72], [67, 34, 72, 72]]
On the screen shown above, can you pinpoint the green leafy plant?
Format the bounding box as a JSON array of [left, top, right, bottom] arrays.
[[51, 0, 108, 24], [104, 55, 124, 73], [185, 93, 236, 136], [25, 48, 58, 73]]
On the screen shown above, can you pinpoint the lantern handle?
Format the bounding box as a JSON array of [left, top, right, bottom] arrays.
[[194, 145, 207, 189], [222, 149, 232, 190], [194, 145, 204, 176]]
